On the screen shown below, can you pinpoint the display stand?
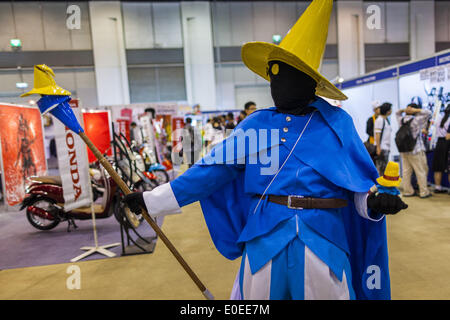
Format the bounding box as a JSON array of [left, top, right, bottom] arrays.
[[70, 113, 120, 262], [112, 127, 156, 256], [70, 203, 120, 262], [117, 208, 156, 256]]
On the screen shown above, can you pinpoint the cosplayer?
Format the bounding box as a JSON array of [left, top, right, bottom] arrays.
[[124, 0, 408, 300]]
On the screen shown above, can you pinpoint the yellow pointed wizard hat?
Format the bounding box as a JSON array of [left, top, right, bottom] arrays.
[[377, 161, 402, 187], [241, 0, 347, 101], [21, 64, 71, 97]]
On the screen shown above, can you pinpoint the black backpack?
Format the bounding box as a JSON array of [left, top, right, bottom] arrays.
[[395, 118, 417, 152]]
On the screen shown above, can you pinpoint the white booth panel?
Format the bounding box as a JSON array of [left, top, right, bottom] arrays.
[[399, 72, 450, 112], [342, 78, 399, 157]]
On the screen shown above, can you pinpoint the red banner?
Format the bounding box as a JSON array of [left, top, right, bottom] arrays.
[[171, 117, 184, 151], [116, 118, 131, 142], [0, 104, 47, 206], [120, 108, 133, 122], [82, 111, 112, 163]]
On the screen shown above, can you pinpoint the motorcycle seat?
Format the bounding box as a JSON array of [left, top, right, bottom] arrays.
[[29, 176, 62, 186]]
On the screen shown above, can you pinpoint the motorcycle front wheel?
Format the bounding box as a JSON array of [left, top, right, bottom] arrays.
[[26, 198, 60, 231], [152, 169, 170, 185]]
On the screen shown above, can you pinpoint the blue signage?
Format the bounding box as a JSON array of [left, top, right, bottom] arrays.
[[336, 50, 449, 90], [398, 57, 436, 75], [437, 52, 450, 66], [339, 68, 398, 90]]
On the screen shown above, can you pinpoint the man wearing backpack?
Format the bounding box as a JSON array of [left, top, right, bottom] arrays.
[[395, 103, 432, 198]]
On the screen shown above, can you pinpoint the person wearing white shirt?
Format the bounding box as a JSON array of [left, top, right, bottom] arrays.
[[432, 104, 450, 193], [374, 103, 392, 175], [203, 119, 213, 153], [395, 103, 432, 198]]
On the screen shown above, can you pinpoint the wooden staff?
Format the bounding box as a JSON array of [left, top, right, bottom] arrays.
[[79, 132, 214, 300]]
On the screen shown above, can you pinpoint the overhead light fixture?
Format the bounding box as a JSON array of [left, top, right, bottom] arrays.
[[272, 35, 282, 45], [16, 82, 28, 89]]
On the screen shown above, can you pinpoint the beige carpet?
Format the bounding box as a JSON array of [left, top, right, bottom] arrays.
[[0, 193, 449, 300]]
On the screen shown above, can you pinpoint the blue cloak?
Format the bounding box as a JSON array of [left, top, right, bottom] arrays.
[[196, 98, 391, 300]]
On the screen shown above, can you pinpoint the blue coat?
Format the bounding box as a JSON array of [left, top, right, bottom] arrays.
[[171, 97, 391, 300]]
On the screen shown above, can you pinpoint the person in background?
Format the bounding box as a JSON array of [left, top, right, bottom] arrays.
[[237, 110, 247, 124], [203, 118, 213, 153], [244, 101, 257, 116], [432, 104, 450, 193], [374, 103, 393, 175], [366, 101, 381, 145], [396, 103, 432, 198], [144, 108, 156, 120], [130, 122, 137, 143], [221, 114, 227, 128], [225, 112, 236, 136], [182, 117, 202, 168], [210, 117, 225, 148], [365, 101, 381, 162]]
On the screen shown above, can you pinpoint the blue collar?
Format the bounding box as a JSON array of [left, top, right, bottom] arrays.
[[270, 96, 346, 146]]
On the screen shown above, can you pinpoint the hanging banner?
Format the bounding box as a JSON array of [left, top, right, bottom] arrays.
[[171, 117, 185, 151], [116, 118, 131, 142], [0, 104, 47, 206], [82, 111, 113, 163], [155, 103, 177, 115], [54, 101, 91, 211], [139, 115, 156, 151], [120, 108, 133, 122]]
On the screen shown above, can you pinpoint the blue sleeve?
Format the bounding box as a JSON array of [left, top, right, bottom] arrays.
[[170, 163, 245, 207]]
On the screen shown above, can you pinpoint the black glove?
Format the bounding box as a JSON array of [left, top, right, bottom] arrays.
[[367, 192, 408, 215], [122, 192, 145, 215]]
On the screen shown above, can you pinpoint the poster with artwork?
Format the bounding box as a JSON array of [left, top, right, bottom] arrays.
[[0, 104, 47, 206]]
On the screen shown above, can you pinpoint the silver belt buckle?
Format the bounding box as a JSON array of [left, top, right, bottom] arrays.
[[288, 195, 304, 210]]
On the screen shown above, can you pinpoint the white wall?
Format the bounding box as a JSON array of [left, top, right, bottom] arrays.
[[436, 1, 450, 43], [410, 0, 436, 60], [211, 1, 337, 47], [89, 1, 130, 106], [181, 2, 216, 109], [0, 2, 92, 51], [120, 2, 185, 49], [342, 78, 399, 157], [337, 1, 365, 79]]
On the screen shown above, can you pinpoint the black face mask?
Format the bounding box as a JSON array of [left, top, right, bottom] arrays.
[[268, 60, 317, 115]]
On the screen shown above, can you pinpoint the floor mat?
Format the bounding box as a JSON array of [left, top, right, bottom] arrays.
[[0, 207, 157, 270]]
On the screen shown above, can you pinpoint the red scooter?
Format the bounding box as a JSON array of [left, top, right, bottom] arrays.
[[20, 165, 121, 232]]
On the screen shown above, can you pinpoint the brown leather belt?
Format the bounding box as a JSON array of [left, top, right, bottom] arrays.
[[256, 194, 348, 210]]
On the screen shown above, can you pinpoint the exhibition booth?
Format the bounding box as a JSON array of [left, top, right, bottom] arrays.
[[0, 94, 242, 270], [338, 49, 450, 187]]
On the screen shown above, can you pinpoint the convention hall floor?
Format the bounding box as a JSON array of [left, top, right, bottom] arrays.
[[0, 193, 449, 300]]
